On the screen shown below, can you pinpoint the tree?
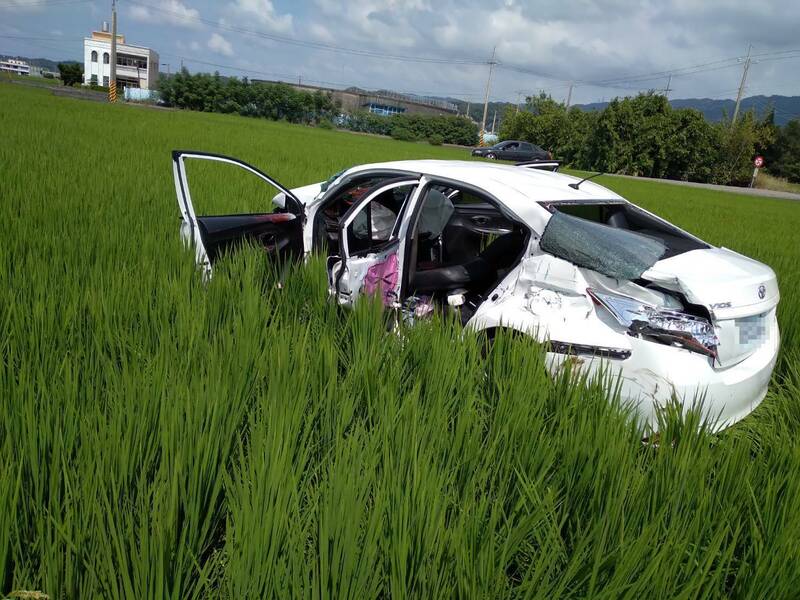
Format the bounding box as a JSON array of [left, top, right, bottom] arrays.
[[766, 119, 800, 183], [710, 111, 772, 186], [58, 63, 83, 87], [663, 109, 716, 181]]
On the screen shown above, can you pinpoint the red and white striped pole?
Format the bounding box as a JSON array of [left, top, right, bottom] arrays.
[[109, 0, 117, 102]]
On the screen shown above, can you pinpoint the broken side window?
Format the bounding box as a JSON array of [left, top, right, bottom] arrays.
[[417, 189, 454, 238], [539, 211, 666, 280]]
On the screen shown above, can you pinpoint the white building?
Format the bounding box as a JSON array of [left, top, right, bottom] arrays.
[[83, 23, 159, 90], [0, 59, 30, 76], [30, 65, 59, 79]]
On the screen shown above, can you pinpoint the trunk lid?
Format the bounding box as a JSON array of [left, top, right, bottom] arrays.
[[643, 247, 779, 367]]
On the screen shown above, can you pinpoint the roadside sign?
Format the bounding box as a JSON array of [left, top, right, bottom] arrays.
[[750, 156, 765, 188]]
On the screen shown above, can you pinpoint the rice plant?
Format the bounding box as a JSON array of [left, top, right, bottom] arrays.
[[2, 83, 800, 599]]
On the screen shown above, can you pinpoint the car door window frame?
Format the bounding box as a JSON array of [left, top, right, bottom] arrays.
[[332, 179, 421, 301], [173, 150, 303, 222], [171, 150, 303, 277], [339, 179, 420, 258], [399, 176, 531, 300], [310, 169, 420, 252]]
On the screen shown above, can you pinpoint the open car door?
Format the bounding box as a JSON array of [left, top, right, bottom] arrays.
[[328, 179, 421, 307], [172, 150, 304, 277]]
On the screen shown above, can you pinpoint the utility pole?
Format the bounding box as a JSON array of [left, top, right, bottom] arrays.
[[565, 82, 573, 108], [109, 0, 117, 102], [466, 101, 470, 120], [161, 63, 170, 76], [663, 74, 673, 98], [732, 44, 752, 125], [491, 110, 497, 133], [480, 46, 497, 145]]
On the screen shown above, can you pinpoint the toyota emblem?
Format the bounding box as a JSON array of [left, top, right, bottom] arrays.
[[758, 284, 766, 300]]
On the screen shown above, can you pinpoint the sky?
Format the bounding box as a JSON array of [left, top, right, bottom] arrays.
[[1, 0, 799, 105]]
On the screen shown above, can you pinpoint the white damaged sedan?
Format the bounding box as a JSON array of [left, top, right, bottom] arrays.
[[173, 152, 780, 430]]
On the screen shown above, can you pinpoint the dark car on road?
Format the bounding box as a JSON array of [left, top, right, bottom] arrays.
[[471, 140, 551, 162]]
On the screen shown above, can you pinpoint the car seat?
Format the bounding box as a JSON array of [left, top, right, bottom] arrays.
[[411, 230, 523, 293]]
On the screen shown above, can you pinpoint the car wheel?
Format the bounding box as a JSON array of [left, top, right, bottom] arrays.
[[486, 153, 496, 160]]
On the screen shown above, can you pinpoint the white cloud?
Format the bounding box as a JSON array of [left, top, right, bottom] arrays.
[[176, 39, 203, 53], [309, 22, 334, 43], [208, 32, 234, 57], [128, 0, 201, 29], [229, 0, 293, 33], [0, 0, 46, 11]]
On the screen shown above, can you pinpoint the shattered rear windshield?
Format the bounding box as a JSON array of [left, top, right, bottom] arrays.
[[539, 211, 666, 280]]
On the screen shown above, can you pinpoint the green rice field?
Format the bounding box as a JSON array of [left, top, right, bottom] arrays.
[[2, 82, 800, 598]]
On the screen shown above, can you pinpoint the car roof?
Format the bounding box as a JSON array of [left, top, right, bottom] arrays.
[[342, 160, 625, 231]]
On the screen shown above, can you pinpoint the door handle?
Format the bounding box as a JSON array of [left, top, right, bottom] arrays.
[[471, 215, 491, 226]]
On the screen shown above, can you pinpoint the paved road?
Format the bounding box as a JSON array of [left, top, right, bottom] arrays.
[[51, 86, 108, 103], [609, 173, 800, 202]]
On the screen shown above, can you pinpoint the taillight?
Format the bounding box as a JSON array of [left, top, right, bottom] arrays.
[[587, 288, 718, 359]]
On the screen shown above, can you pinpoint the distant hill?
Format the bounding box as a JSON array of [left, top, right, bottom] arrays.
[[0, 55, 80, 71], [573, 95, 800, 126], [445, 99, 513, 126]]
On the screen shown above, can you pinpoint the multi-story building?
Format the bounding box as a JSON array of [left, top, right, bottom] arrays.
[[83, 22, 159, 90], [0, 58, 31, 76]]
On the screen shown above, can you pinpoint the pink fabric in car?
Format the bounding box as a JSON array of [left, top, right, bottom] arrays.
[[363, 253, 399, 306]]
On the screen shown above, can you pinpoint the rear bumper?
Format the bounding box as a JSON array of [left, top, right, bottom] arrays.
[[547, 312, 780, 431]]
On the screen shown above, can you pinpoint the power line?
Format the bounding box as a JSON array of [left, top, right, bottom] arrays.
[[752, 48, 800, 59], [756, 54, 800, 64], [582, 56, 743, 86], [0, 34, 75, 41], [0, 0, 92, 7], [745, 95, 800, 120], [492, 62, 572, 83]]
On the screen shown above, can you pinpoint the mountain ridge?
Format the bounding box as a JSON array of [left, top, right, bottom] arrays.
[[573, 95, 799, 126]]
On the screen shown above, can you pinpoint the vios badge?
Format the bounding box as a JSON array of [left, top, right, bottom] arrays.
[[758, 284, 767, 300]]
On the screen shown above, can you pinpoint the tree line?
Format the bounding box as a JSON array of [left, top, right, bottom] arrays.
[[338, 111, 478, 146], [159, 70, 339, 124], [500, 92, 799, 185], [157, 70, 478, 145]]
